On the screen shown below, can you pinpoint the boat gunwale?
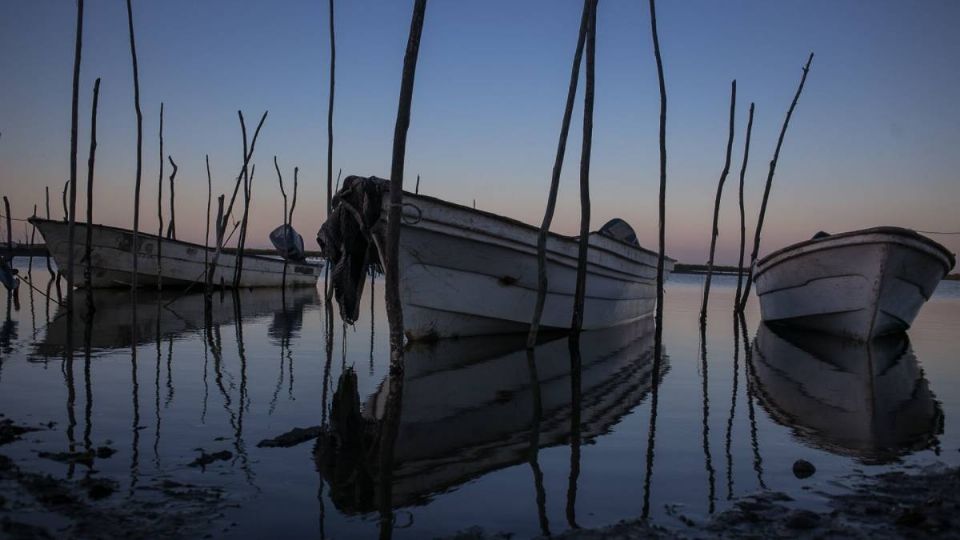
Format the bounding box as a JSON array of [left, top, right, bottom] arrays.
[[29, 217, 323, 269], [393, 191, 675, 270], [755, 227, 956, 279]]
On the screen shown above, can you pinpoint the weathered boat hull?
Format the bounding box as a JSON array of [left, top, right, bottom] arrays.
[[31, 218, 321, 289], [750, 324, 941, 464], [389, 194, 672, 340], [755, 227, 955, 340]]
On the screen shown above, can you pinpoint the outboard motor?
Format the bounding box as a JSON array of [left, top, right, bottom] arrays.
[[269, 224, 306, 262]]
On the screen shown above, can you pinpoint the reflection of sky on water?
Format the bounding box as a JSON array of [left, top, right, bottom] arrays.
[[1, 263, 959, 538]]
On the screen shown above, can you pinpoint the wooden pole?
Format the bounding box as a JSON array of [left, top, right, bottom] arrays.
[[84, 78, 101, 299], [571, 0, 598, 335], [527, 0, 590, 348], [62, 180, 69, 221], [234, 165, 254, 287], [126, 0, 144, 290], [648, 0, 668, 359], [326, 0, 336, 215], [275, 156, 288, 288], [156, 103, 164, 291], [699, 80, 736, 325], [29, 204, 37, 274], [221, 111, 267, 241], [733, 103, 755, 310], [2, 197, 11, 254], [383, 0, 427, 374], [45, 187, 55, 279], [166, 156, 177, 240], [738, 53, 814, 313], [204, 155, 212, 298], [66, 0, 84, 308], [415, 174, 420, 194]]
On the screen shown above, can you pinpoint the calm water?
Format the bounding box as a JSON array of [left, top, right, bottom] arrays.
[[1, 261, 959, 538]]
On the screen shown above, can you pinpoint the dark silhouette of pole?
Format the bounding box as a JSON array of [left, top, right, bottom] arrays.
[[66, 0, 84, 308], [649, 0, 668, 357], [45, 187, 55, 279], [84, 78, 101, 300], [166, 156, 177, 240], [384, 0, 427, 373], [739, 53, 814, 313], [126, 0, 144, 289], [699, 80, 736, 325], [204, 155, 212, 298], [571, 0, 598, 335], [326, 0, 336, 214], [527, 0, 591, 348], [733, 103, 755, 309], [156, 103, 164, 290]]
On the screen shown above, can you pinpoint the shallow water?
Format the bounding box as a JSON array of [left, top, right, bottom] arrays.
[[1, 262, 958, 538]]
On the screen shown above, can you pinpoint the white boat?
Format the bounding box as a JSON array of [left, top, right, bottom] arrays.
[[30, 218, 321, 289], [750, 324, 941, 464], [320, 176, 673, 340], [754, 227, 955, 340]]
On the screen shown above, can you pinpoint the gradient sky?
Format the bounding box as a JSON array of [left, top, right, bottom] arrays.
[[1, 0, 958, 264]]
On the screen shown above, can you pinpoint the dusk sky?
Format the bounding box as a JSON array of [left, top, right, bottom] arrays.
[[1, 0, 958, 264]]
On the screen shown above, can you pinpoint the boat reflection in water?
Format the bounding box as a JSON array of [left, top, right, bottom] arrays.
[[750, 324, 943, 464], [33, 287, 319, 357], [316, 317, 665, 514]]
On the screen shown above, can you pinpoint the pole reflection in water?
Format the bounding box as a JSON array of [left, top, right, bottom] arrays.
[[698, 323, 716, 513], [316, 317, 662, 535], [724, 314, 739, 500], [566, 337, 582, 529], [738, 313, 766, 489], [750, 323, 943, 463], [525, 348, 550, 536]]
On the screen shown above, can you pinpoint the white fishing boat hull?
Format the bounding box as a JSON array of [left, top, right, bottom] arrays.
[[387, 194, 673, 340], [31, 218, 321, 289], [754, 227, 955, 340]]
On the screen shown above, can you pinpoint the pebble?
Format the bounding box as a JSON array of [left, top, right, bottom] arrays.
[[793, 459, 816, 479]]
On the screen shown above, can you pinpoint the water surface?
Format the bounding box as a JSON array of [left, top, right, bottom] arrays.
[[1, 263, 958, 538]]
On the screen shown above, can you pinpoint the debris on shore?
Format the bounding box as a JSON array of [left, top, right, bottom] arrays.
[[256, 426, 321, 448]]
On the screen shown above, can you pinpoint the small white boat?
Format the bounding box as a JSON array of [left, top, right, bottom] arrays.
[[750, 324, 941, 464], [30, 218, 321, 289], [754, 227, 955, 340], [319, 176, 673, 340]]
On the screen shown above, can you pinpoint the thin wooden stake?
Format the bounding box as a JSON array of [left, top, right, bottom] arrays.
[[62, 180, 68, 221], [527, 0, 591, 348], [733, 103, 755, 309], [699, 80, 736, 325], [233, 165, 254, 287], [66, 0, 84, 308], [204, 155, 212, 298], [84, 78, 101, 300], [571, 0, 598, 335], [326, 0, 336, 215], [738, 53, 814, 313], [649, 0, 668, 358], [126, 0, 144, 290], [45, 187, 55, 278], [275, 156, 288, 288], [415, 174, 420, 194], [166, 156, 177, 240], [156, 103, 164, 291], [2, 197, 11, 253], [384, 0, 427, 375], [29, 204, 37, 274]]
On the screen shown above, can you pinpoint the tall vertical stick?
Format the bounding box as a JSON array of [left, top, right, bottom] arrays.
[[156, 103, 164, 290], [126, 0, 143, 289], [738, 53, 814, 313], [166, 156, 177, 240], [2, 197, 11, 254], [275, 156, 288, 288], [204, 155, 212, 298], [699, 80, 736, 325], [733, 103, 755, 309], [29, 204, 37, 274], [326, 0, 336, 214], [66, 0, 85, 306], [384, 0, 427, 372], [649, 0, 668, 356], [84, 78, 101, 299], [571, 0, 598, 335], [45, 187, 55, 279], [527, 0, 591, 348]]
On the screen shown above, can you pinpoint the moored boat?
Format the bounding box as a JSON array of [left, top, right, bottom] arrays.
[[30, 218, 321, 289], [319, 176, 673, 340], [754, 227, 955, 340]]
